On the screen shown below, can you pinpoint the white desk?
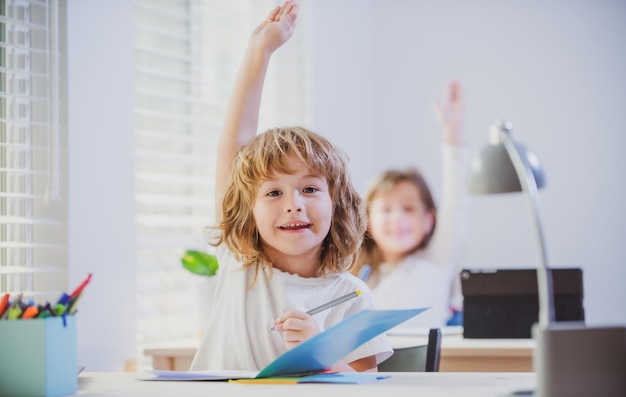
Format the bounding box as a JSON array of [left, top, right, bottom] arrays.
[[78, 371, 536, 397], [144, 335, 535, 372]]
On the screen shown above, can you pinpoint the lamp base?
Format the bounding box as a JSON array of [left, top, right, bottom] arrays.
[[532, 322, 626, 397]]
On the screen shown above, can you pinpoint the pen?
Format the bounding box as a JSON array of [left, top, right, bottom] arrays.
[[271, 290, 362, 331], [307, 290, 362, 315]]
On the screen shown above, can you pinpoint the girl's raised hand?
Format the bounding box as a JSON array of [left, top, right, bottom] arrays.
[[433, 81, 465, 145], [250, 0, 299, 55], [273, 309, 320, 350]]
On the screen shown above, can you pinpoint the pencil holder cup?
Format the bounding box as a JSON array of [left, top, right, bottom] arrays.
[[0, 316, 77, 397]]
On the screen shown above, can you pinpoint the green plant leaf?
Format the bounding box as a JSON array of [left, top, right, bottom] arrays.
[[181, 250, 219, 277]]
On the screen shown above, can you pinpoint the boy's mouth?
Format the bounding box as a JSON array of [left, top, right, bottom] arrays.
[[279, 222, 311, 231]]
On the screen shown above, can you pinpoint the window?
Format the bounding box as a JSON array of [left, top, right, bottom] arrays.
[[134, 0, 311, 366], [0, 0, 67, 303]]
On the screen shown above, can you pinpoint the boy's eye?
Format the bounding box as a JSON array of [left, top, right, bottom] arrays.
[[303, 186, 318, 194], [267, 190, 281, 197]]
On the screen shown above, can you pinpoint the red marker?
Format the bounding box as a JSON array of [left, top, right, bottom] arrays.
[[70, 273, 92, 299], [0, 293, 9, 318]]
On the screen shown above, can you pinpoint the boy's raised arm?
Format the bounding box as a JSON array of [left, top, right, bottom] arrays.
[[215, 1, 299, 220]]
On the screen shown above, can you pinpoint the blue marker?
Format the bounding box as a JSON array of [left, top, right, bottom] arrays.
[[56, 292, 70, 305], [358, 264, 371, 281]]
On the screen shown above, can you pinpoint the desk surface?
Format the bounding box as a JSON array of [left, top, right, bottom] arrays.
[[78, 371, 536, 397]]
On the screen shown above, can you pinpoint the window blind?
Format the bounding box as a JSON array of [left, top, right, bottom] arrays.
[[0, 0, 67, 302], [134, 0, 311, 367]]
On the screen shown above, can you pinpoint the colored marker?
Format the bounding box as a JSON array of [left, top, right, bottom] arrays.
[[54, 303, 66, 316], [37, 303, 53, 318], [229, 378, 298, 384], [57, 292, 70, 306], [7, 303, 23, 319], [21, 305, 39, 319], [66, 292, 84, 315], [7, 293, 23, 319], [0, 293, 9, 318], [70, 273, 92, 300]]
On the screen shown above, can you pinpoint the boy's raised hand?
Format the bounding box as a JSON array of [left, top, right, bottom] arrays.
[[250, 0, 299, 55]]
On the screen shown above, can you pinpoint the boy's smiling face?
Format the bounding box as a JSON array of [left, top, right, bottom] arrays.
[[253, 155, 332, 277]]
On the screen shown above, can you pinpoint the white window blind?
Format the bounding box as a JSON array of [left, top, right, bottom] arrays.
[[134, 0, 311, 366], [0, 0, 67, 302]]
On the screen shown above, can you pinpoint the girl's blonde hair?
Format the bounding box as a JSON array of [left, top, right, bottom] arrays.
[[355, 168, 437, 281], [213, 126, 366, 277]]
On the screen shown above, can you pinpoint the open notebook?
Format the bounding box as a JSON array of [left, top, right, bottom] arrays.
[[142, 307, 427, 382]]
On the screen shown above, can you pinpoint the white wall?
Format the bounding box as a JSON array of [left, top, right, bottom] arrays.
[[64, 0, 625, 369], [308, 0, 626, 325], [67, 1, 136, 371]]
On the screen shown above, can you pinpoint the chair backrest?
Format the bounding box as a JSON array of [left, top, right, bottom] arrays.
[[378, 328, 442, 372], [425, 328, 442, 372]]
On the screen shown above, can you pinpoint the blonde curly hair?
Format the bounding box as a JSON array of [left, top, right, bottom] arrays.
[[212, 126, 366, 280]]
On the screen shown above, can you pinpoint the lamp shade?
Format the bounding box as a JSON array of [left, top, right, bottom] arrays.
[[468, 121, 546, 194]]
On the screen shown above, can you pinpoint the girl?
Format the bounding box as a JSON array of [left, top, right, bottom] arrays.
[[354, 82, 471, 328], [190, 1, 391, 372]]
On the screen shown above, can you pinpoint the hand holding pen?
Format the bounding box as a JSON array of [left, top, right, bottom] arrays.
[[273, 309, 322, 350], [272, 290, 361, 349]]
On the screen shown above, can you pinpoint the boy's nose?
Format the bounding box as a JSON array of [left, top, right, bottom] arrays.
[[286, 193, 303, 212]]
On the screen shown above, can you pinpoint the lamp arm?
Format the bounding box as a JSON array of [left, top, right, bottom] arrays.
[[499, 129, 555, 327]]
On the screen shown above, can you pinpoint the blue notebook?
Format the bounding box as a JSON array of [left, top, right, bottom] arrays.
[[143, 307, 427, 382]]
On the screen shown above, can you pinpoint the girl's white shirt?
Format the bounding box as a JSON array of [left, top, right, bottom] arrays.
[[370, 143, 471, 326], [190, 243, 392, 371], [371, 253, 453, 327]]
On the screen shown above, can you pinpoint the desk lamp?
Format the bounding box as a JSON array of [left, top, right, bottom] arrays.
[[467, 120, 626, 397]]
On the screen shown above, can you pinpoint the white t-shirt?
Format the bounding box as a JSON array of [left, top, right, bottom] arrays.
[[190, 244, 392, 371], [371, 253, 453, 327]]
